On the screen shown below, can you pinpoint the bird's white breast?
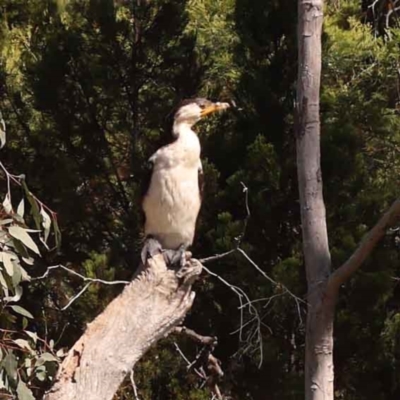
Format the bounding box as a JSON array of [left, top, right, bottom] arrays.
[[142, 131, 202, 250]]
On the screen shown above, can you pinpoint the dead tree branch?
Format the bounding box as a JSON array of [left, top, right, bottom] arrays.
[[328, 198, 400, 292], [173, 326, 224, 400], [44, 254, 202, 400]]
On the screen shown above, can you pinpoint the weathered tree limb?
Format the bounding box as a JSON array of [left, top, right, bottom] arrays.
[[328, 198, 400, 291], [173, 326, 223, 399], [44, 254, 202, 400]]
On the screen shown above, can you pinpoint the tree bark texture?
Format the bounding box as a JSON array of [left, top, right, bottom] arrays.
[[296, 1, 335, 399], [44, 255, 202, 400]]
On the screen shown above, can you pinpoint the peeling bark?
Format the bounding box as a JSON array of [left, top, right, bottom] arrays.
[[44, 255, 202, 400]]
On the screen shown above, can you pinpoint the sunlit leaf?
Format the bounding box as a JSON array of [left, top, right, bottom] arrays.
[[0, 251, 15, 277], [40, 207, 51, 243], [25, 357, 33, 377], [0, 368, 8, 390], [9, 305, 33, 319], [25, 331, 38, 344], [35, 365, 47, 381], [17, 198, 25, 218], [8, 226, 40, 255], [42, 352, 58, 362], [4, 285, 22, 302], [3, 194, 12, 214], [19, 265, 31, 282], [56, 348, 66, 358], [13, 339, 33, 354], [0, 219, 13, 225], [0, 112, 6, 149], [11, 263, 22, 287], [22, 256, 34, 266], [16, 380, 35, 400]]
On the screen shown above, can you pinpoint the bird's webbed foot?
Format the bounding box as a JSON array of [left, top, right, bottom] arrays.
[[163, 244, 188, 268], [141, 236, 163, 265]]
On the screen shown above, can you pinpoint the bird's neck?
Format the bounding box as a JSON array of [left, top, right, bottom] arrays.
[[173, 122, 200, 148]]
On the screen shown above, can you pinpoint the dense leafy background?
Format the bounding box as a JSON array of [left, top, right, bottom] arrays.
[[1, 0, 400, 399]]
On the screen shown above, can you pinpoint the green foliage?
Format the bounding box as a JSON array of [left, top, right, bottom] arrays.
[[0, 0, 400, 399], [0, 128, 60, 397]]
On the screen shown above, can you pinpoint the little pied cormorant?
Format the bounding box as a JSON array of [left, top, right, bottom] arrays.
[[141, 98, 230, 265]]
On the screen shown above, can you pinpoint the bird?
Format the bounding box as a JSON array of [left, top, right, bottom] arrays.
[[141, 98, 230, 266]]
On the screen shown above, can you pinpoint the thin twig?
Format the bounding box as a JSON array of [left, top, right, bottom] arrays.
[[173, 342, 206, 379], [199, 249, 236, 264], [61, 282, 92, 311], [130, 369, 140, 400], [32, 264, 130, 285], [32, 264, 129, 311], [198, 183, 306, 365]]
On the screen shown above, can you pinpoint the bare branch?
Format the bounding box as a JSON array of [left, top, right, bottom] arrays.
[[199, 249, 236, 264], [33, 264, 130, 285], [328, 198, 400, 291], [173, 342, 207, 380], [174, 327, 223, 400], [61, 282, 92, 311], [173, 327, 217, 347], [198, 184, 305, 365], [130, 369, 140, 400]]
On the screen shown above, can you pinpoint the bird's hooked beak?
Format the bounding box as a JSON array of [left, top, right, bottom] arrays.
[[200, 102, 230, 117]]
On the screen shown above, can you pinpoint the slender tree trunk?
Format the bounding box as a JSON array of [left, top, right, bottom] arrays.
[[296, 1, 336, 399]]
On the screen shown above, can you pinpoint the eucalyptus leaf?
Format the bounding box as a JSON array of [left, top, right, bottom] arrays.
[[38, 352, 58, 363], [19, 265, 31, 282], [22, 181, 41, 230], [25, 331, 38, 344], [13, 239, 30, 259], [16, 380, 35, 400], [13, 339, 33, 353], [56, 348, 66, 357], [53, 216, 62, 249], [9, 305, 33, 319], [8, 226, 40, 255], [17, 198, 25, 218], [0, 272, 9, 297], [22, 256, 34, 266], [40, 207, 51, 242], [35, 365, 47, 381], [1, 251, 15, 277], [2, 194, 12, 214], [4, 285, 22, 302], [0, 113, 6, 149], [11, 263, 22, 287], [2, 352, 17, 381]]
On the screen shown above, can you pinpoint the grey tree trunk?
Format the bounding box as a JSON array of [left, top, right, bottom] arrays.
[[296, 1, 335, 399], [44, 254, 202, 400], [296, 1, 400, 399]]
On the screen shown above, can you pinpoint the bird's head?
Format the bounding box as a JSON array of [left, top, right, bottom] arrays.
[[173, 98, 230, 128]]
